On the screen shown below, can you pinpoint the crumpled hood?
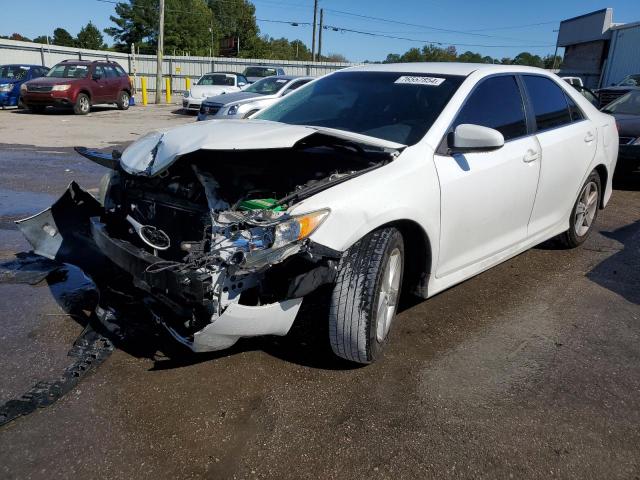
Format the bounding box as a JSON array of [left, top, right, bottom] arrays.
[[205, 91, 266, 105], [120, 120, 406, 176], [188, 84, 235, 98]]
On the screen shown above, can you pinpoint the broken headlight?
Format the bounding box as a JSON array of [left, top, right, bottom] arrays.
[[272, 209, 329, 249]]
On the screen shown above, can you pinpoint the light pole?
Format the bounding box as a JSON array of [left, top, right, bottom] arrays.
[[155, 0, 165, 104]]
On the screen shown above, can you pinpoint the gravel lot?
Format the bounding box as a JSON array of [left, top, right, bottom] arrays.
[[0, 106, 639, 480]]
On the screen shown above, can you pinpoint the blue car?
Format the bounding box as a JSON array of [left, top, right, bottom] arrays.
[[0, 64, 49, 108]]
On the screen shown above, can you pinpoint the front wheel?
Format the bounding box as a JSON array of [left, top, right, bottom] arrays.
[[73, 93, 90, 115], [329, 227, 404, 364], [558, 171, 601, 248]]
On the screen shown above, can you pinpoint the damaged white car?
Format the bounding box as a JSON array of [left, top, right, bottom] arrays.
[[18, 63, 618, 364]]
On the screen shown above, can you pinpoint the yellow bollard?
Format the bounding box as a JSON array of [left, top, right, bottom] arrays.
[[141, 77, 148, 106], [185, 77, 191, 91], [165, 77, 171, 104]]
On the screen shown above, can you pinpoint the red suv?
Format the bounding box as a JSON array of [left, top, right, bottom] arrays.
[[21, 60, 132, 115]]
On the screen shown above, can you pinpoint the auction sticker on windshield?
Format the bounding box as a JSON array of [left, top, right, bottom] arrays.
[[395, 76, 445, 86]]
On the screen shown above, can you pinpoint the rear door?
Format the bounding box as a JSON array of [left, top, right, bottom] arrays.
[[91, 65, 109, 102], [102, 64, 122, 101], [434, 74, 541, 278], [522, 75, 597, 235]]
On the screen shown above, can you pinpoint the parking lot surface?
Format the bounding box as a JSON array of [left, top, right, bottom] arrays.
[[0, 107, 639, 479]]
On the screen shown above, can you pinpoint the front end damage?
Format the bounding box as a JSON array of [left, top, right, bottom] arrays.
[[18, 125, 400, 352]]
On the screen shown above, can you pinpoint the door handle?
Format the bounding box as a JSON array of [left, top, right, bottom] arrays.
[[584, 132, 595, 143], [523, 149, 540, 163]]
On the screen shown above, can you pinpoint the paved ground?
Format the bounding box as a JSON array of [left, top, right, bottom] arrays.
[[0, 107, 639, 479]]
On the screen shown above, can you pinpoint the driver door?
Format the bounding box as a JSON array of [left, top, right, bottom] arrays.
[[433, 75, 541, 278]]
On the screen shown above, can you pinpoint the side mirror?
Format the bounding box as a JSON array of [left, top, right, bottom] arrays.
[[92, 73, 102, 81], [238, 82, 247, 87], [448, 124, 504, 153]]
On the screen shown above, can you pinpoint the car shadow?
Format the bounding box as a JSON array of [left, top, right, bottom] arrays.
[[586, 219, 640, 305], [171, 108, 196, 116], [11, 105, 123, 115]]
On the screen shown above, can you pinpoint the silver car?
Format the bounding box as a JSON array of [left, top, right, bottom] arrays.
[[197, 76, 313, 121]]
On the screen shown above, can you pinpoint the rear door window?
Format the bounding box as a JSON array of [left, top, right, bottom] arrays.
[[522, 75, 572, 131], [452, 75, 527, 141], [104, 65, 119, 78]]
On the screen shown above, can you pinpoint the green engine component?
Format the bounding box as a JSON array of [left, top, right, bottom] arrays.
[[238, 198, 285, 211]]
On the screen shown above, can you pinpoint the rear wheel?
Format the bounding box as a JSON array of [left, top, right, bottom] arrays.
[[329, 227, 404, 364], [73, 93, 90, 115], [116, 90, 130, 110], [558, 171, 601, 248]]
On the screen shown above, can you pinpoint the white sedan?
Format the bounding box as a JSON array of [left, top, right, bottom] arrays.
[[21, 63, 618, 364], [182, 72, 248, 111]]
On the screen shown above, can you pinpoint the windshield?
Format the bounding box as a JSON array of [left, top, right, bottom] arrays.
[[617, 74, 640, 87], [602, 90, 640, 115], [244, 77, 290, 95], [197, 74, 235, 86], [244, 67, 277, 78], [255, 71, 465, 145], [47, 64, 89, 79], [0, 65, 29, 80]]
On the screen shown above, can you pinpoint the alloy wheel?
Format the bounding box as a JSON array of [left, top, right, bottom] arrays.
[[376, 248, 402, 342], [574, 181, 598, 237]]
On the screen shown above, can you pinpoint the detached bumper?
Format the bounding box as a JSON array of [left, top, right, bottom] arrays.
[[161, 298, 303, 352]]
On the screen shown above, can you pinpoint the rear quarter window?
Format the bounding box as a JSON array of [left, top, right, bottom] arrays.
[[523, 75, 572, 131]]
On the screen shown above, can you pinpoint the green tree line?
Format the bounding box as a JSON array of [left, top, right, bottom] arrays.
[[383, 45, 561, 69]]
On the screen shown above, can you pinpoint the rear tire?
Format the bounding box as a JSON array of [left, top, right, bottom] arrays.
[[73, 93, 90, 115], [558, 171, 601, 248], [329, 227, 404, 364], [116, 90, 130, 110]]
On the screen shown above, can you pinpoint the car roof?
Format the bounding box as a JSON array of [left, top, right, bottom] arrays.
[[342, 62, 550, 77], [244, 65, 285, 69], [202, 71, 241, 76], [1, 64, 43, 68]]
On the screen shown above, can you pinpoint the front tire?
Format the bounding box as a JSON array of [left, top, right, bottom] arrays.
[[559, 171, 601, 248], [73, 93, 90, 115], [116, 90, 130, 110], [329, 227, 404, 364]]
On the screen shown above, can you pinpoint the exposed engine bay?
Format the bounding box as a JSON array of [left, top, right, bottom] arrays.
[[19, 132, 397, 352]]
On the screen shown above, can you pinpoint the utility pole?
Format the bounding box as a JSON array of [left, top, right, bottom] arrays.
[[155, 0, 165, 104], [311, 0, 318, 62], [318, 9, 324, 60]]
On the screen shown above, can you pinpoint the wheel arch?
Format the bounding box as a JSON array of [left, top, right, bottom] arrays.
[[593, 163, 608, 209], [375, 219, 432, 299]]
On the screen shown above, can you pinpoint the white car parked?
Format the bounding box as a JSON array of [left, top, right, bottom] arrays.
[[197, 75, 313, 121], [182, 72, 248, 111], [23, 63, 618, 364]]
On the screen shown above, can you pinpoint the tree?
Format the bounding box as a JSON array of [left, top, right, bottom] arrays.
[[105, 0, 160, 52], [457, 50, 484, 63], [208, 0, 262, 57], [4, 33, 31, 42], [32, 35, 49, 44], [513, 51, 544, 68], [543, 54, 562, 69], [53, 28, 76, 47], [76, 22, 106, 50], [323, 53, 348, 63]]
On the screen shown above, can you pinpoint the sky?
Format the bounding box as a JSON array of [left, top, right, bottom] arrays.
[[0, 0, 638, 62]]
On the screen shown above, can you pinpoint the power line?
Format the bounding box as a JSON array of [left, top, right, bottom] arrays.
[[322, 8, 551, 42], [322, 24, 555, 48], [467, 20, 560, 32]]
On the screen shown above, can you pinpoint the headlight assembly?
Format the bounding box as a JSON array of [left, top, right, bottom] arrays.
[[271, 209, 330, 249], [0, 83, 12, 92], [51, 84, 71, 91], [227, 104, 240, 115]]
